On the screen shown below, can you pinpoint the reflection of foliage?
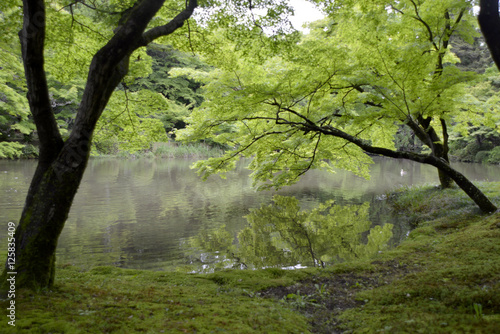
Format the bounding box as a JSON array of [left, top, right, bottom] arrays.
[[188, 196, 393, 271], [186, 225, 238, 272], [241, 196, 393, 268], [191, 225, 233, 251]]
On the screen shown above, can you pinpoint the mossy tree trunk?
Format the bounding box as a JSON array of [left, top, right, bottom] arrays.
[[6, 136, 91, 288], [1, 0, 197, 292]]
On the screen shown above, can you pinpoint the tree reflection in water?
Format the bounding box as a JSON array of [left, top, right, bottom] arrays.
[[185, 196, 393, 272]]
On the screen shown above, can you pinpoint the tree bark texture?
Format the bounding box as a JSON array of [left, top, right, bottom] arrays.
[[478, 0, 500, 70], [1, 0, 197, 292], [406, 116, 453, 189]]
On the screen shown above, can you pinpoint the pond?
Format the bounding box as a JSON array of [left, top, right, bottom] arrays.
[[1, 157, 499, 272]]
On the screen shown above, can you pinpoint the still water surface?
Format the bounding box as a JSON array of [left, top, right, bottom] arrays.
[[1, 157, 499, 271]]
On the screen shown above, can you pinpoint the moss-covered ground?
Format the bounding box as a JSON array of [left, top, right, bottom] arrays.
[[264, 182, 500, 333], [1, 182, 500, 333]]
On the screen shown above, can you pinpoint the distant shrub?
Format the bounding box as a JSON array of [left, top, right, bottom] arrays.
[[451, 141, 480, 162], [116, 150, 132, 158], [93, 136, 119, 155], [474, 151, 490, 163], [487, 146, 500, 164], [21, 144, 39, 158], [144, 151, 155, 159], [153, 142, 223, 158], [0, 142, 24, 159]]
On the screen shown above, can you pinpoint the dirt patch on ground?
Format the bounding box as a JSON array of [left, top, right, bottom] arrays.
[[260, 260, 415, 333]]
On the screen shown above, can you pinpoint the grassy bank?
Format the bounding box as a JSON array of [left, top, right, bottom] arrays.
[[93, 142, 225, 160], [325, 183, 500, 333], [0, 142, 225, 160], [2, 267, 313, 333], [1, 183, 499, 333]]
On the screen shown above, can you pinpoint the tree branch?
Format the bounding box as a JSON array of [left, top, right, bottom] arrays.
[[73, 0, 198, 136], [20, 0, 64, 162], [409, 0, 439, 51], [299, 121, 496, 212], [251, 100, 495, 211], [141, 0, 197, 46]]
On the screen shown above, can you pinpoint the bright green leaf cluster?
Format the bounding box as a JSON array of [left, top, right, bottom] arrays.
[[178, 0, 484, 189]]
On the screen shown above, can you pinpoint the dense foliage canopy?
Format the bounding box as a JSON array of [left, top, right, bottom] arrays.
[[177, 0, 499, 212]]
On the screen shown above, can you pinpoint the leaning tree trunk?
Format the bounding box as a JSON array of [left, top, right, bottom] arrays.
[[374, 147, 496, 212], [372, 146, 496, 212], [383, 150, 495, 213], [311, 123, 498, 213]]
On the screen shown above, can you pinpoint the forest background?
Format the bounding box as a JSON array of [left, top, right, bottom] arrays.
[[1, 1, 500, 165]]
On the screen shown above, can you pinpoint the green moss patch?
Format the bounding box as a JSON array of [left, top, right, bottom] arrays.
[[331, 183, 500, 333], [2, 266, 311, 333]]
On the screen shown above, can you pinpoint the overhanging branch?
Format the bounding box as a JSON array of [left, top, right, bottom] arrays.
[[300, 121, 497, 212], [141, 0, 197, 46]]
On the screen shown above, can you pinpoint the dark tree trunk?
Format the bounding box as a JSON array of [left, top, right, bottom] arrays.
[[406, 116, 454, 189], [1, 0, 197, 292], [434, 119, 453, 189], [430, 135, 453, 189], [436, 162, 453, 188], [6, 136, 91, 288], [478, 0, 500, 70]]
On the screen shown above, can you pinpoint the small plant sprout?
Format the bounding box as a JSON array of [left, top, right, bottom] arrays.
[[314, 283, 329, 297], [473, 303, 483, 318]]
